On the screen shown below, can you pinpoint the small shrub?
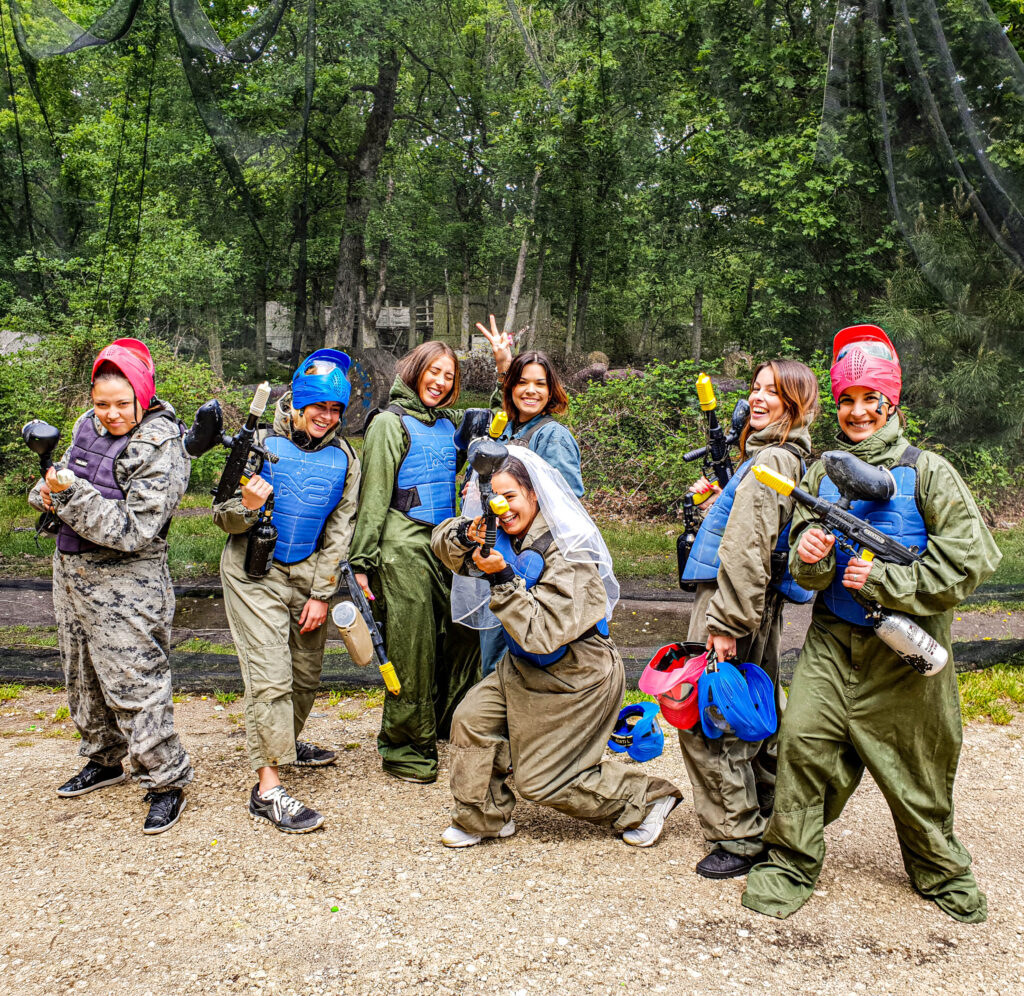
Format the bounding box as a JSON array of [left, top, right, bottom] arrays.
[[0, 684, 24, 701]]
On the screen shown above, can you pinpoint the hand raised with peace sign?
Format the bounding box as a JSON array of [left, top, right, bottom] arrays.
[[475, 313, 514, 377]]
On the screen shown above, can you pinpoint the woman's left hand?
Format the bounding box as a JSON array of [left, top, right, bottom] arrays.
[[841, 557, 873, 591], [45, 467, 73, 494], [298, 598, 329, 633], [707, 633, 737, 662], [471, 546, 508, 574]]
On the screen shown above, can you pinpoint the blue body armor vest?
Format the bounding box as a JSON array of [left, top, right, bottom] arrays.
[[263, 434, 349, 564], [391, 410, 457, 526], [680, 454, 814, 604], [819, 448, 927, 626], [494, 530, 610, 667]]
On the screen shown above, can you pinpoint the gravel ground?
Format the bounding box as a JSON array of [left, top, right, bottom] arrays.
[[2, 690, 1023, 996]]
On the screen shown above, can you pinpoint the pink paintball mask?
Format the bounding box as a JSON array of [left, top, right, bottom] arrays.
[[91, 338, 156, 409], [829, 324, 902, 407]]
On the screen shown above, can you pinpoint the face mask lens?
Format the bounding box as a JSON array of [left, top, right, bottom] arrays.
[[836, 341, 894, 363], [704, 703, 734, 734], [304, 360, 340, 376]]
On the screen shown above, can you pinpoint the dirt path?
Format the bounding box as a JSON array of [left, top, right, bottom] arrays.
[[2, 690, 1023, 995]]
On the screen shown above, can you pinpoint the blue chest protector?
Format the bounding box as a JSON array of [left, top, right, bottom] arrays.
[[680, 454, 814, 604], [263, 434, 349, 564], [819, 448, 928, 626], [390, 409, 457, 526], [493, 530, 610, 668]]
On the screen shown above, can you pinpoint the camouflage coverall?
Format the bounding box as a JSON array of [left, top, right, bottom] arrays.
[[29, 406, 193, 791], [680, 421, 812, 858], [432, 510, 681, 834], [743, 418, 1002, 923], [213, 394, 361, 770]]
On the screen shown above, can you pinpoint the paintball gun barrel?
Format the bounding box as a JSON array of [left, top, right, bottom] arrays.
[[183, 383, 280, 504], [22, 420, 75, 536], [332, 562, 401, 696], [467, 412, 510, 556], [752, 455, 946, 675], [683, 373, 750, 501]]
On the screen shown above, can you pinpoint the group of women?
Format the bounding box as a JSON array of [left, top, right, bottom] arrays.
[[32, 321, 1000, 924]]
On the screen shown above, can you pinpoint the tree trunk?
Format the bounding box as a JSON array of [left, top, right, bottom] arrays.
[[503, 168, 541, 340], [692, 284, 704, 363], [254, 269, 267, 377], [326, 49, 401, 350], [565, 241, 579, 356], [444, 267, 455, 344], [406, 287, 418, 353], [574, 258, 593, 353], [461, 257, 472, 351], [207, 308, 224, 379], [527, 235, 545, 350], [291, 242, 308, 367]]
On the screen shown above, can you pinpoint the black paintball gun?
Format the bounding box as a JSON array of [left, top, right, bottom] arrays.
[[183, 383, 279, 504], [752, 451, 947, 675], [676, 494, 700, 593], [331, 561, 401, 696], [682, 373, 751, 499], [467, 411, 510, 557], [22, 419, 75, 537]]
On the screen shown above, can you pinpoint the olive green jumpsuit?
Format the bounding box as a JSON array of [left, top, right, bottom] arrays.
[[743, 418, 1001, 923], [349, 378, 480, 783], [680, 421, 812, 858]]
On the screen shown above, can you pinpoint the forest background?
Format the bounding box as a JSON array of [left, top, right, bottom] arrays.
[[1, 0, 1023, 522]]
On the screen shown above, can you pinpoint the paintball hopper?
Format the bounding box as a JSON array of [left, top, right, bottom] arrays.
[[683, 398, 751, 463], [22, 420, 61, 469], [468, 437, 508, 480], [454, 408, 497, 451], [332, 601, 375, 668], [183, 399, 225, 457], [821, 451, 895, 505]]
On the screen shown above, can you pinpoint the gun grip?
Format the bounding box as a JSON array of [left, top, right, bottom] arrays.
[[692, 489, 713, 506], [860, 550, 875, 563]]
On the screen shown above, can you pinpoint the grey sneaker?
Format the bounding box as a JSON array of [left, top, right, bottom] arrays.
[[248, 784, 325, 833], [622, 795, 680, 847], [292, 740, 336, 767]]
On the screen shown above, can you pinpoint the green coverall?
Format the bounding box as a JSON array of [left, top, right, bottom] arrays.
[[349, 378, 480, 783], [680, 421, 812, 858], [742, 418, 1001, 923]]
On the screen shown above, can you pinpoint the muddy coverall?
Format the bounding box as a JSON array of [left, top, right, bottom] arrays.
[[349, 378, 480, 782], [432, 510, 681, 834], [214, 395, 360, 770], [743, 418, 1001, 923], [29, 406, 193, 791], [680, 422, 812, 858]]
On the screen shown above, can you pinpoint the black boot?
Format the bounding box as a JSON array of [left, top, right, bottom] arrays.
[[695, 846, 762, 880]]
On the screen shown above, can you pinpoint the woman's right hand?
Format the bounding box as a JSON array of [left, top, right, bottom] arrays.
[[38, 481, 53, 511], [354, 573, 373, 601], [797, 527, 835, 564], [241, 474, 273, 511], [476, 313, 513, 376], [688, 475, 721, 508]]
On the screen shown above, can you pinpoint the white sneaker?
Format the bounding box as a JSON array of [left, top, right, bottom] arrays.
[[622, 795, 679, 847], [441, 820, 516, 848]]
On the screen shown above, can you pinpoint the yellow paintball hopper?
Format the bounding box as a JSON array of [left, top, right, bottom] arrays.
[[488, 410, 509, 438], [489, 495, 510, 516], [752, 464, 796, 496], [695, 373, 717, 412]]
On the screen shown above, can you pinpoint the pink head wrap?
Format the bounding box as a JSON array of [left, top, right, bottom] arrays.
[[829, 324, 902, 406], [91, 338, 156, 409]]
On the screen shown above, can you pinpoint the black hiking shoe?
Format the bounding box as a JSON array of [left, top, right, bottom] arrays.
[[249, 784, 325, 833], [143, 789, 187, 834], [57, 761, 127, 798], [292, 740, 337, 767], [695, 846, 762, 880]]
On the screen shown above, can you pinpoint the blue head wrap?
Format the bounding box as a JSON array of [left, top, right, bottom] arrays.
[[291, 349, 352, 410]]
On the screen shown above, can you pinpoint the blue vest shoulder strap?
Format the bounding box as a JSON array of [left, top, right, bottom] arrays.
[[495, 529, 610, 667], [263, 433, 349, 565], [389, 405, 457, 526], [821, 445, 927, 626]]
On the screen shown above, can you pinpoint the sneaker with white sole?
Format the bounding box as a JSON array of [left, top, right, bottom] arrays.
[[249, 784, 325, 833], [622, 795, 680, 847], [57, 761, 127, 798], [441, 820, 516, 848], [292, 740, 336, 767]]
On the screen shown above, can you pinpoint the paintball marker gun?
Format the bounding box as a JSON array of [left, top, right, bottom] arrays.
[[183, 383, 280, 504], [243, 493, 278, 579], [22, 420, 75, 537], [332, 561, 401, 696], [683, 374, 750, 501], [752, 452, 947, 676], [676, 494, 700, 592], [467, 412, 510, 557]]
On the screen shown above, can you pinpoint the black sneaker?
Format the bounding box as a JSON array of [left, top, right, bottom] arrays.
[[248, 784, 325, 833], [695, 846, 762, 880], [57, 761, 127, 798], [143, 789, 187, 835], [292, 740, 337, 767]]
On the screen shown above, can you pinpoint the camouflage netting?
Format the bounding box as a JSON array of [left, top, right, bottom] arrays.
[[820, 0, 1024, 281]]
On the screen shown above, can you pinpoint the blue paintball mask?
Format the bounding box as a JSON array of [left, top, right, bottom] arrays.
[[608, 703, 664, 762], [291, 349, 352, 411], [698, 660, 777, 742]]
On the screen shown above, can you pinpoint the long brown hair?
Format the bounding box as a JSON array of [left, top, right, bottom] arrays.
[[396, 341, 461, 408], [501, 351, 569, 423], [738, 359, 819, 458]]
